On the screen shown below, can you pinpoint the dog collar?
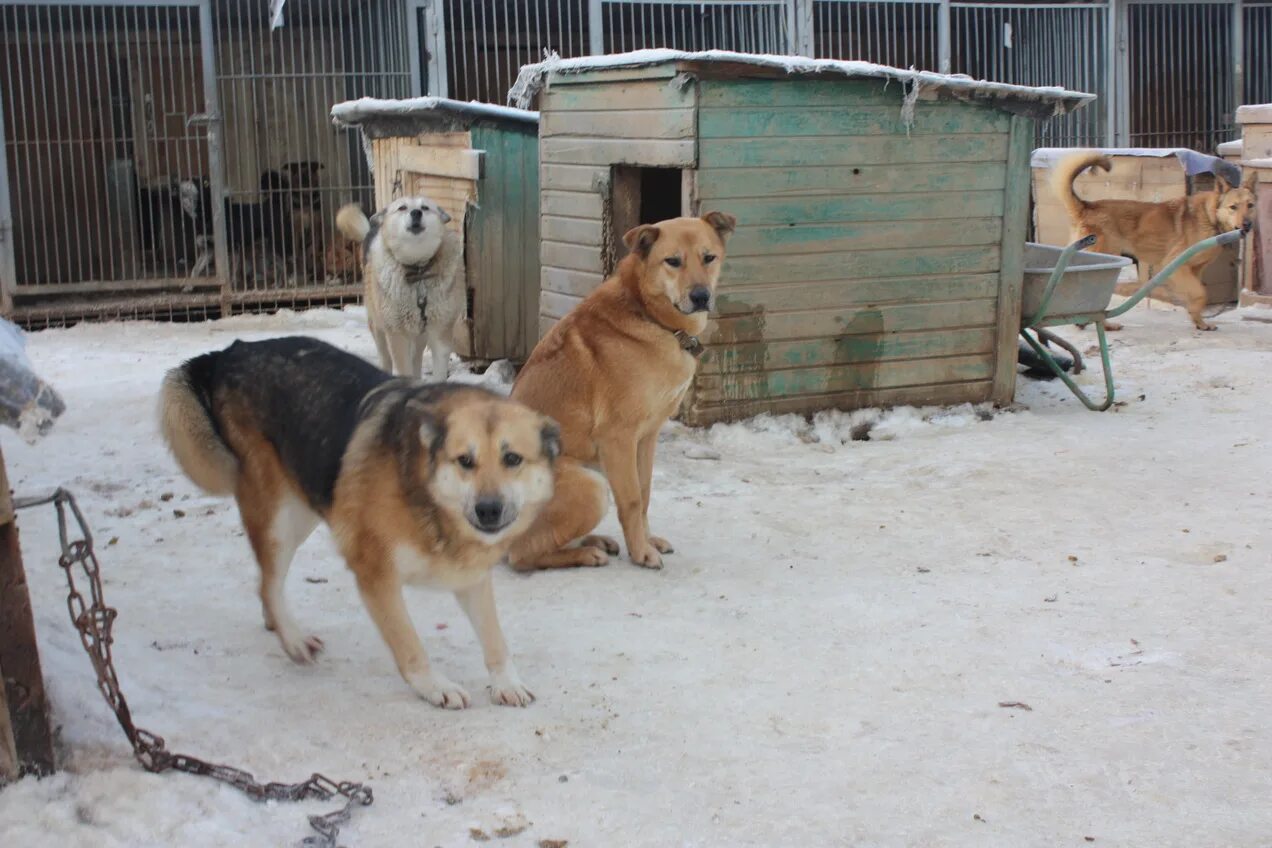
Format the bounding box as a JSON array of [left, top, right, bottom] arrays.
[[673, 329, 705, 359], [402, 258, 436, 286]]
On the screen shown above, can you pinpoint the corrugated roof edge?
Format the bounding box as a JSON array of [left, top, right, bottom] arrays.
[[331, 96, 539, 129], [509, 49, 1095, 121]]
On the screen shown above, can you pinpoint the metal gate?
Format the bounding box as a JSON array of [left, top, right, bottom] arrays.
[[1123, 0, 1237, 152], [600, 0, 792, 53], [951, 1, 1110, 147], [0, 0, 413, 327], [812, 0, 940, 71], [0, 1, 217, 320], [1245, 1, 1272, 105]]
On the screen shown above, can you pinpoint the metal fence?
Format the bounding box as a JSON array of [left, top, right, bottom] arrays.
[[1246, 1, 1272, 105], [952, 2, 1110, 146], [1125, 0, 1236, 153], [3, 0, 1272, 326], [0, 0, 411, 327], [813, 0, 940, 71], [601, 0, 791, 53]]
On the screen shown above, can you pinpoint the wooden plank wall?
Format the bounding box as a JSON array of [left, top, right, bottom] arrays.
[[468, 124, 541, 362], [687, 78, 1016, 424], [537, 73, 697, 336]]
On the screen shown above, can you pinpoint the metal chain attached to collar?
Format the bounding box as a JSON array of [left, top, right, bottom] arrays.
[[12, 488, 373, 848]]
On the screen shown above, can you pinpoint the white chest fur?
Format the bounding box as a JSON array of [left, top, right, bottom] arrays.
[[392, 543, 488, 591]]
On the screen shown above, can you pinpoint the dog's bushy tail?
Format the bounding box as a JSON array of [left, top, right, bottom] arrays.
[[159, 353, 238, 496], [1051, 150, 1112, 224], [336, 203, 370, 244]]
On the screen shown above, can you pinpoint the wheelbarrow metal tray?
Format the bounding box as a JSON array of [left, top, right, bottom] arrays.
[[1022, 243, 1132, 321]]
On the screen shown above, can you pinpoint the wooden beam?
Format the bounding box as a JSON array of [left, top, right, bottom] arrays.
[[397, 146, 484, 181], [0, 445, 55, 780]]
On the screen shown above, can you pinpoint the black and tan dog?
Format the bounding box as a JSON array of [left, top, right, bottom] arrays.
[[159, 337, 559, 708]]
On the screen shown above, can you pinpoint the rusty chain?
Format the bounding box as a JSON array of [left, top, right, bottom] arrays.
[[13, 488, 373, 847]]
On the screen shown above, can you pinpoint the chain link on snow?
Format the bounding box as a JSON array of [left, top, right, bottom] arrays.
[[13, 488, 373, 847]]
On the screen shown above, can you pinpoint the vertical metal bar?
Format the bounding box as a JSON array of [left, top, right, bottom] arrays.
[[1233, 0, 1244, 122], [408, 0, 425, 96], [938, 0, 951, 73], [1115, 0, 1129, 145], [196, 0, 228, 307], [589, 0, 604, 53], [0, 44, 15, 314]]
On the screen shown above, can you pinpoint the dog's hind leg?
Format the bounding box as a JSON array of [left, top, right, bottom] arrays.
[[508, 460, 611, 570], [453, 573, 533, 707], [238, 480, 322, 664], [1173, 267, 1217, 331]]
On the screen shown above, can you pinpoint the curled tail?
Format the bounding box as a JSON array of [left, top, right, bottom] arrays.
[[158, 353, 238, 495], [335, 203, 370, 244], [1051, 150, 1112, 224]]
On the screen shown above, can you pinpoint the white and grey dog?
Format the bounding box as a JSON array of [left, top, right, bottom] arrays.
[[336, 197, 463, 379]]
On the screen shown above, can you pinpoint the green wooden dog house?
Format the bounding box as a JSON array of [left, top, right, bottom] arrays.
[[511, 51, 1092, 425]]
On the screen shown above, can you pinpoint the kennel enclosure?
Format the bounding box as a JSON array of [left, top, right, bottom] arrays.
[[513, 50, 1092, 425], [331, 96, 540, 363]]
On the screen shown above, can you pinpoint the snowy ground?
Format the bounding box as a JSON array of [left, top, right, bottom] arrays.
[[2, 299, 1271, 848]]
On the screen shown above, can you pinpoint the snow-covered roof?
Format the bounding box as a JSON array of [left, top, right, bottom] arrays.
[[331, 97, 539, 133], [1236, 104, 1272, 124], [509, 50, 1094, 119]]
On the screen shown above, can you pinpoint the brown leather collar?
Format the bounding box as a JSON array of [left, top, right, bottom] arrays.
[[401, 256, 436, 286], [673, 329, 705, 359]]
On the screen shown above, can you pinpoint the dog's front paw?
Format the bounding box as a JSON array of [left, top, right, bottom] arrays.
[[628, 544, 664, 569], [489, 668, 535, 707], [648, 535, 674, 554], [1196, 321, 1218, 331], [406, 672, 471, 709], [278, 632, 324, 665]]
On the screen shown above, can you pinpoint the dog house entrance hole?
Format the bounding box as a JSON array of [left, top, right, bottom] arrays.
[[609, 166, 687, 269]]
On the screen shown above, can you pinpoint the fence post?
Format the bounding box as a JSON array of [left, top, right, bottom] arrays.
[[1233, 0, 1244, 125], [197, 0, 231, 314], [588, 0, 604, 54], [0, 89, 14, 317], [938, 0, 952, 74], [418, 0, 448, 97], [1113, 0, 1130, 145], [791, 0, 814, 56]]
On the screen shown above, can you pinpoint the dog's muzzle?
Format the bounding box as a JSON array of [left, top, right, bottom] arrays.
[[682, 284, 712, 314], [1242, 220, 1254, 234], [469, 496, 515, 535]]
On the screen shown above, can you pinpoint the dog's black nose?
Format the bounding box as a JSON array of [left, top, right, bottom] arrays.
[[689, 285, 711, 311], [474, 497, 504, 531], [410, 208, 423, 222], [1243, 220, 1253, 233]]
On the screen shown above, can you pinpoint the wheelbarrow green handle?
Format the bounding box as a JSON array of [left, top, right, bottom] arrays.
[[1024, 233, 1098, 329], [1106, 229, 1247, 319]]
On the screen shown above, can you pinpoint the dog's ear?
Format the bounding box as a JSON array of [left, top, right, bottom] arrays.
[[539, 417, 562, 462], [1242, 169, 1257, 191], [1216, 173, 1235, 193], [416, 410, 446, 458], [623, 224, 661, 258], [701, 210, 737, 241], [435, 205, 452, 224]]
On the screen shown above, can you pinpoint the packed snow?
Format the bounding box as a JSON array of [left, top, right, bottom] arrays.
[[331, 97, 539, 128], [2, 300, 1272, 847], [508, 49, 1095, 117]]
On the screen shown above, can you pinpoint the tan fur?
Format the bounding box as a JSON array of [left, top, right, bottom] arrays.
[[164, 377, 558, 708], [509, 212, 736, 571], [1052, 150, 1257, 331], [158, 370, 238, 495], [335, 203, 369, 243]]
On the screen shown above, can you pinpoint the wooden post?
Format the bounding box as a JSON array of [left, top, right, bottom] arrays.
[[0, 444, 55, 781], [1237, 105, 1272, 306]]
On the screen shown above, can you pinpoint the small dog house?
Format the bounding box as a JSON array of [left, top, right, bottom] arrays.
[[331, 97, 540, 363], [511, 51, 1092, 425], [1031, 147, 1243, 305]]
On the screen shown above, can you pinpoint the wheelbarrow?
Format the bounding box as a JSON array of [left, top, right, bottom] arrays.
[[1018, 229, 1247, 411]]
